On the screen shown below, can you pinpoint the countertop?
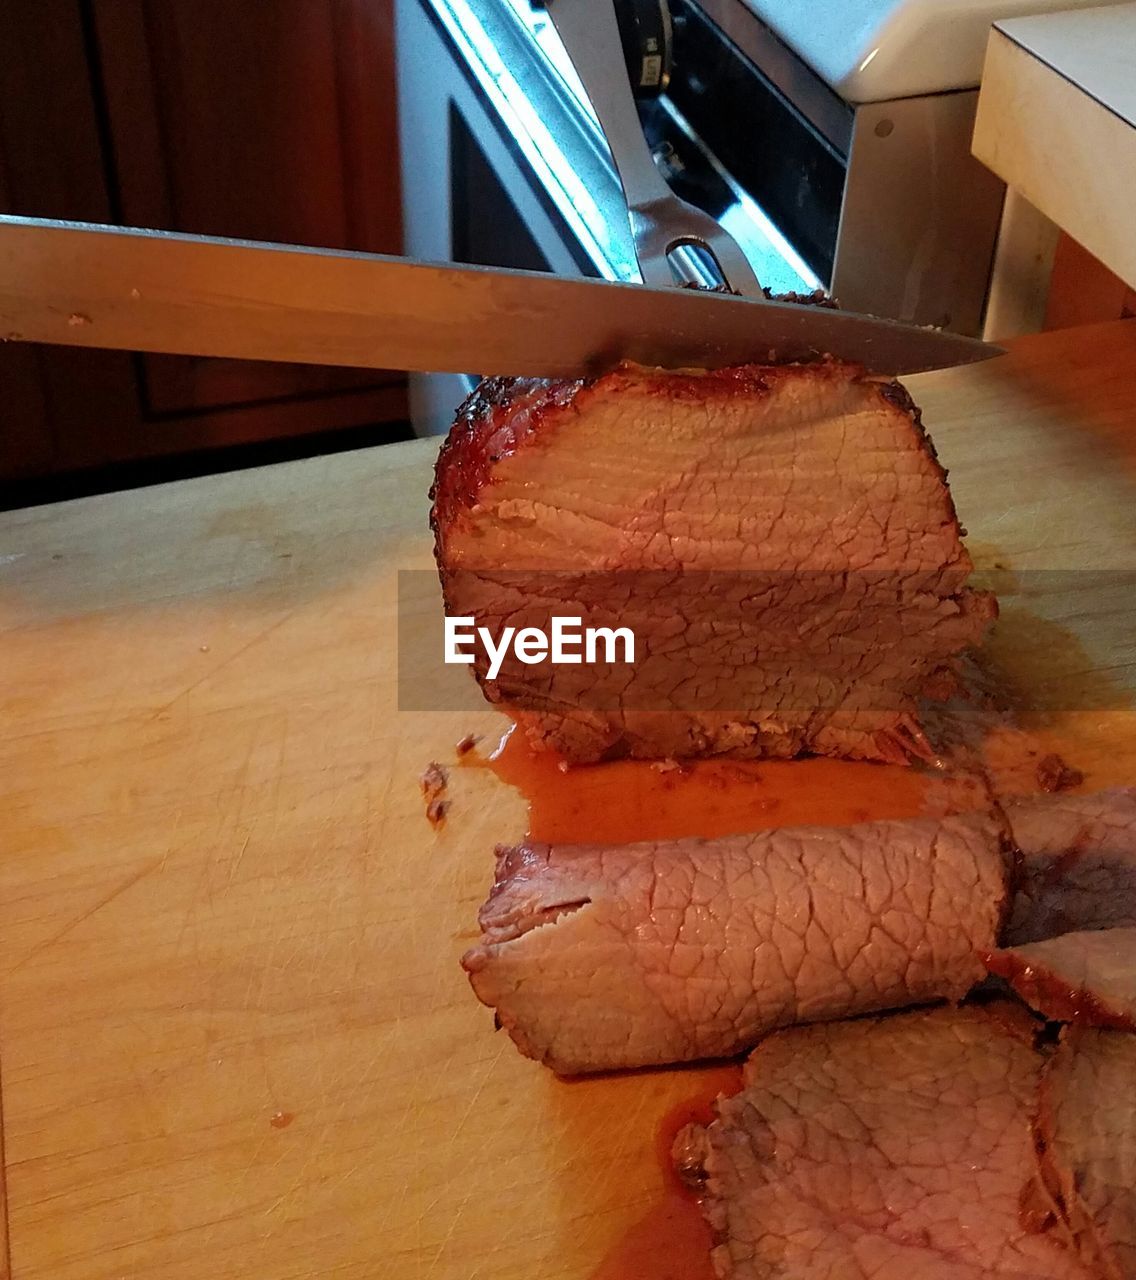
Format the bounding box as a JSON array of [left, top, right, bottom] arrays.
[[974, 4, 1136, 291], [1, 318, 1135, 1278]]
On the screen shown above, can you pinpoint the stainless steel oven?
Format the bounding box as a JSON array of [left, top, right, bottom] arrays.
[[397, 0, 826, 434], [398, 0, 619, 433], [397, 0, 1114, 437]]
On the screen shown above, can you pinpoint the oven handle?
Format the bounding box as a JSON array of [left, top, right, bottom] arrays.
[[545, 0, 765, 297]]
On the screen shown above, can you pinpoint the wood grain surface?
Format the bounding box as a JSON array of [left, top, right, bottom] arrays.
[[1, 319, 1135, 1278]]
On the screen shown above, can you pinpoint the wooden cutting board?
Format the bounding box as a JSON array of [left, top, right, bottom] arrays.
[[1, 319, 1134, 1280]]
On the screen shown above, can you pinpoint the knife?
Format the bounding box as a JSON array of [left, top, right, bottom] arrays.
[[0, 216, 1001, 377]]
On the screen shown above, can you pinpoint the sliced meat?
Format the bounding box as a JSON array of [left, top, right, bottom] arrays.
[[986, 928, 1136, 1029], [693, 1004, 1092, 1280], [432, 360, 994, 764], [1036, 1028, 1136, 1278], [1005, 788, 1136, 945], [462, 811, 1007, 1073]]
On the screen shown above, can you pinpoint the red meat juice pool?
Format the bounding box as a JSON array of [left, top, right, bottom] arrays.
[[589, 1064, 744, 1280], [460, 725, 953, 1279], [471, 721, 938, 844]]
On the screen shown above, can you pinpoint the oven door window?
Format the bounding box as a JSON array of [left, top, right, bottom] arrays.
[[451, 107, 552, 273], [449, 104, 600, 277]]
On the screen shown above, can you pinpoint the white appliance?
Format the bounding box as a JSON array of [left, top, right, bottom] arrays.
[[743, 0, 1129, 103]]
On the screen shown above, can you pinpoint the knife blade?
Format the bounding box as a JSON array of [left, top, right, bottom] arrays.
[[0, 216, 1001, 377]]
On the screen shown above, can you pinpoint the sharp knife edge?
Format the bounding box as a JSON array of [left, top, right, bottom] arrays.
[[0, 216, 1002, 378]]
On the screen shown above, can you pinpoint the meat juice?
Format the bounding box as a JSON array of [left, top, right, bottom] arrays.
[[474, 722, 940, 845], [588, 1065, 743, 1280]]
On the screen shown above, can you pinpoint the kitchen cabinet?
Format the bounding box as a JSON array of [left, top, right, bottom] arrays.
[[1046, 235, 1136, 332], [0, 0, 406, 485], [974, 5, 1136, 339]]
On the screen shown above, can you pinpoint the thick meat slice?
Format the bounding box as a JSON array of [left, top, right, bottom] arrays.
[[986, 928, 1136, 1029], [432, 360, 993, 764], [462, 811, 1007, 1073], [1005, 788, 1136, 945], [692, 1004, 1092, 1280], [1036, 1028, 1136, 1278]]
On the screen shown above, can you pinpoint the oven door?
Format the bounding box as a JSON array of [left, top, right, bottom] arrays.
[[396, 0, 637, 435], [397, 0, 826, 436]]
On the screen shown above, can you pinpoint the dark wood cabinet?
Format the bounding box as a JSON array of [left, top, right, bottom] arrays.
[[0, 0, 406, 483]]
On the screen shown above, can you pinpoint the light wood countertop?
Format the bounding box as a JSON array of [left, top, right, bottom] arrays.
[[0, 319, 1134, 1278]]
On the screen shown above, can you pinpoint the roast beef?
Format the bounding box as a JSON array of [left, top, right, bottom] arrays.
[[1035, 1028, 1136, 1278], [987, 928, 1136, 1029], [461, 811, 1007, 1073], [1004, 788, 1136, 945], [432, 360, 994, 763], [686, 1004, 1093, 1280]]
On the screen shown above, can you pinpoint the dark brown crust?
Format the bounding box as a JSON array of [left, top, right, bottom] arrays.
[[1036, 754, 1086, 794], [872, 379, 979, 545], [763, 287, 838, 309], [430, 375, 584, 544]]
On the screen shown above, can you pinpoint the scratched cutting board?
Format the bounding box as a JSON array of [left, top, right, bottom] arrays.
[[0, 319, 1135, 1280]]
